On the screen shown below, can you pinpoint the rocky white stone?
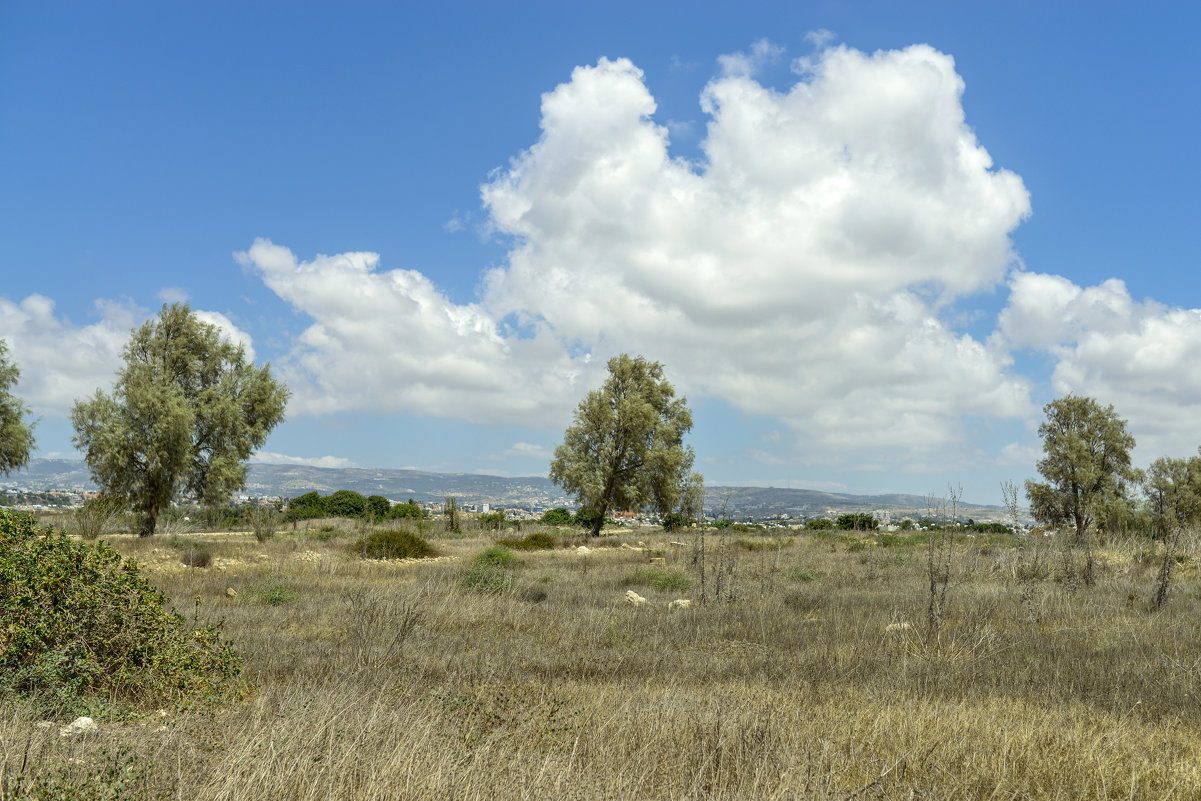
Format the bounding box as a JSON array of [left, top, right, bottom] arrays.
[[625, 590, 648, 606], [59, 717, 97, 737]]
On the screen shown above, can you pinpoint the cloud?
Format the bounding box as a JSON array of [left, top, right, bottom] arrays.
[[717, 38, 785, 78], [239, 42, 1035, 464], [1001, 272, 1201, 457], [504, 441, 553, 460], [479, 46, 1032, 452], [0, 295, 259, 415], [249, 451, 358, 469], [0, 295, 139, 414], [157, 287, 191, 304], [235, 239, 594, 423]]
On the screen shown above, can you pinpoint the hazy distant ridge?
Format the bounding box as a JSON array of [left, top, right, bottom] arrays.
[[12, 459, 1002, 519]]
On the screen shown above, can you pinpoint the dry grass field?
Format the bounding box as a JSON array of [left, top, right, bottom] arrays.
[[4, 518, 1201, 800]]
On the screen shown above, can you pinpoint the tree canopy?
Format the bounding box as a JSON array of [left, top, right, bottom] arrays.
[[1025, 395, 1137, 542], [71, 304, 289, 536], [549, 354, 702, 537], [0, 340, 35, 477]]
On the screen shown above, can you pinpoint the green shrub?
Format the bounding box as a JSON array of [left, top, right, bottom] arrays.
[[0, 510, 243, 717], [479, 511, 506, 531], [388, 501, 424, 520], [474, 546, 520, 567], [622, 567, 693, 592], [539, 507, 573, 526], [787, 569, 820, 582], [257, 579, 295, 606], [366, 494, 391, 520], [354, 528, 435, 560], [496, 532, 557, 551], [325, 490, 367, 519], [847, 540, 868, 552], [460, 562, 514, 594], [286, 491, 325, 522]]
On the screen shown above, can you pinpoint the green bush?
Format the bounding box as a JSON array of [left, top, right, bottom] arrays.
[[622, 567, 693, 592], [0, 510, 243, 717], [460, 562, 514, 594], [325, 490, 367, 519], [286, 491, 325, 522], [786, 569, 820, 583], [257, 579, 295, 606], [366, 495, 391, 520], [479, 511, 507, 531], [539, 507, 573, 526], [354, 528, 435, 560], [473, 546, 521, 567], [804, 518, 835, 531], [388, 501, 424, 520], [496, 532, 557, 551]]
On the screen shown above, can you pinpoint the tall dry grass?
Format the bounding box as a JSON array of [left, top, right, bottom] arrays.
[[3, 521, 1201, 799]]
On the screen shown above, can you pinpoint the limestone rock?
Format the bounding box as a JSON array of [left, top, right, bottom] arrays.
[[625, 590, 648, 606], [59, 717, 97, 737], [225, 587, 238, 598], [669, 599, 692, 610]]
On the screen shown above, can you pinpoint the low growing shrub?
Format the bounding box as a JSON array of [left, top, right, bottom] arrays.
[[497, 532, 557, 551], [179, 547, 213, 568], [0, 510, 243, 717], [474, 546, 521, 567], [354, 528, 435, 560]]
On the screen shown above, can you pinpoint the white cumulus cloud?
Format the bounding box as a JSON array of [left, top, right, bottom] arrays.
[[1002, 271, 1201, 458], [238, 41, 1037, 464]]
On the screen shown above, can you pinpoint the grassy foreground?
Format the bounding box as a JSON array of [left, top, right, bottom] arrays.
[[3, 520, 1201, 800]]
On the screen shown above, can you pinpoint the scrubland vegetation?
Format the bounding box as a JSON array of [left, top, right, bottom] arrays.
[[4, 510, 1201, 800]]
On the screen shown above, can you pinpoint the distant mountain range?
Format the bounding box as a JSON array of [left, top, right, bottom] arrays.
[[8, 459, 1004, 521]]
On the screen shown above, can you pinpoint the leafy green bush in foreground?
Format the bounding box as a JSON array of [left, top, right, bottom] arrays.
[[0, 510, 243, 717]]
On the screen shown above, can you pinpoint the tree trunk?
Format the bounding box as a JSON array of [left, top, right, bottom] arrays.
[[138, 511, 157, 537], [590, 503, 607, 538]]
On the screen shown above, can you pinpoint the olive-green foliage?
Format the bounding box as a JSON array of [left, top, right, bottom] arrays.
[[497, 532, 557, 551], [786, 569, 820, 582], [71, 304, 289, 536], [445, 497, 461, 534], [804, 518, 835, 530], [539, 507, 573, 526], [479, 511, 506, 531], [474, 546, 521, 567], [257, 579, 295, 606], [355, 529, 435, 560], [366, 495, 391, 520], [324, 489, 367, 518], [459, 546, 521, 593], [0, 510, 242, 717], [388, 501, 424, 520], [622, 567, 692, 592], [0, 339, 35, 477], [286, 491, 325, 521], [550, 354, 702, 537], [1026, 394, 1137, 541], [836, 513, 878, 530]]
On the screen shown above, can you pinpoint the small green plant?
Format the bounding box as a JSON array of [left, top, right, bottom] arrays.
[[0, 510, 243, 717], [249, 505, 280, 543], [474, 546, 521, 567], [460, 563, 514, 594], [258, 578, 295, 606], [497, 532, 557, 551], [786, 569, 820, 583], [622, 567, 693, 592], [354, 528, 435, 560], [445, 496, 462, 534], [847, 540, 868, 552]]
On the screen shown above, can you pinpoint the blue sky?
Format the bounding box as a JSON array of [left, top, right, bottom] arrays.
[[3, 2, 1201, 505]]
